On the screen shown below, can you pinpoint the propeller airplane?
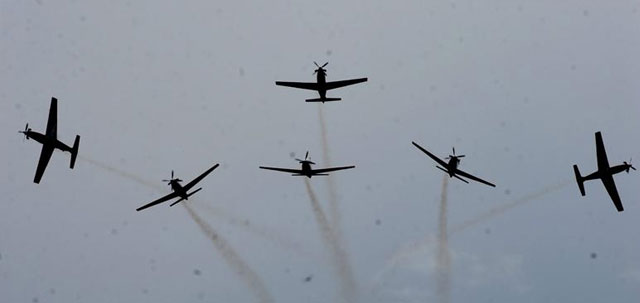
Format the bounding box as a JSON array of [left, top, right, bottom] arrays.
[[136, 164, 219, 211], [573, 131, 634, 212], [276, 62, 367, 102], [259, 151, 355, 178], [412, 141, 496, 187], [20, 97, 80, 184]]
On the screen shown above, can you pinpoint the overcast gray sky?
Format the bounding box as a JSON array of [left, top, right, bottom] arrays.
[[2, 1, 639, 302]]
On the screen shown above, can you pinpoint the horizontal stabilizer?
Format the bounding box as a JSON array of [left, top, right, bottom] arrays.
[[305, 97, 341, 103], [453, 174, 469, 184], [170, 188, 202, 207], [573, 165, 586, 196], [436, 166, 450, 174]]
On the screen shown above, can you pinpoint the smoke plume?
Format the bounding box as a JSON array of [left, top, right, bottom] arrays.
[[317, 106, 342, 231], [384, 179, 572, 268], [449, 179, 572, 235], [436, 175, 451, 303], [78, 155, 304, 255], [304, 179, 356, 303], [192, 201, 318, 259], [183, 203, 275, 303]]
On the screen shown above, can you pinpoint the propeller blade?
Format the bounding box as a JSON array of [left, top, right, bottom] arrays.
[[458, 155, 466, 158], [305, 151, 309, 160], [322, 62, 328, 68], [171, 170, 174, 179], [314, 61, 320, 68]]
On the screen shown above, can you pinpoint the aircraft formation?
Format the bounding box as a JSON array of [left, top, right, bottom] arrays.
[[19, 62, 635, 212]]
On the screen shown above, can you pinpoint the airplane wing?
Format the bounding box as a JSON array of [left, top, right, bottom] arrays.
[[136, 191, 180, 211], [275, 81, 320, 91], [412, 141, 449, 167], [311, 165, 356, 174], [33, 145, 55, 184], [600, 174, 624, 212], [46, 97, 57, 138], [595, 131, 610, 171], [259, 166, 303, 174], [182, 163, 219, 192], [455, 169, 496, 187], [325, 78, 367, 90]]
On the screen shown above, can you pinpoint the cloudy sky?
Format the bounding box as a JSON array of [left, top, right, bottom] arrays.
[[1, 1, 639, 302]]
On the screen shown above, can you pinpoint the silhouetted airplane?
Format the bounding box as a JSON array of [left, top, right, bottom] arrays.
[[136, 164, 219, 211], [573, 131, 634, 212], [260, 151, 355, 178], [275, 62, 367, 102], [20, 97, 80, 184], [412, 142, 495, 187]]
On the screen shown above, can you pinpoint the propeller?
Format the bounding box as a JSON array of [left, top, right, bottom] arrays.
[[313, 62, 328, 75], [162, 170, 183, 185], [624, 158, 636, 172], [296, 151, 316, 165], [19, 123, 30, 140], [445, 147, 465, 160]]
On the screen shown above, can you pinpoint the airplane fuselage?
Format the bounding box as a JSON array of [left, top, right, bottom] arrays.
[[24, 130, 72, 152], [316, 70, 327, 99], [446, 158, 460, 177], [583, 163, 632, 181], [301, 161, 314, 178], [170, 181, 189, 200]]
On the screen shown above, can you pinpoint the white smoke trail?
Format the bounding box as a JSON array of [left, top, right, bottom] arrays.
[[436, 176, 451, 303], [78, 155, 306, 255], [183, 203, 275, 303], [317, 105, 342, 231], [317, 105, 358, 301], [304, 179, 357, 303], [192, 202, 319, 260], [449, 179, 572, 235], [383, 179, 572, 268]]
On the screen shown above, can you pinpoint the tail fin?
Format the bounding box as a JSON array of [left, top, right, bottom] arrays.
[[306, 97, 341, 102], [70, 135, 80, 169], [573, 165, 585, 196]]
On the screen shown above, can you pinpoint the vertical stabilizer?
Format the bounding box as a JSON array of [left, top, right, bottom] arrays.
[[573, 165, 585, 196], [70, 135, 80, 169]]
